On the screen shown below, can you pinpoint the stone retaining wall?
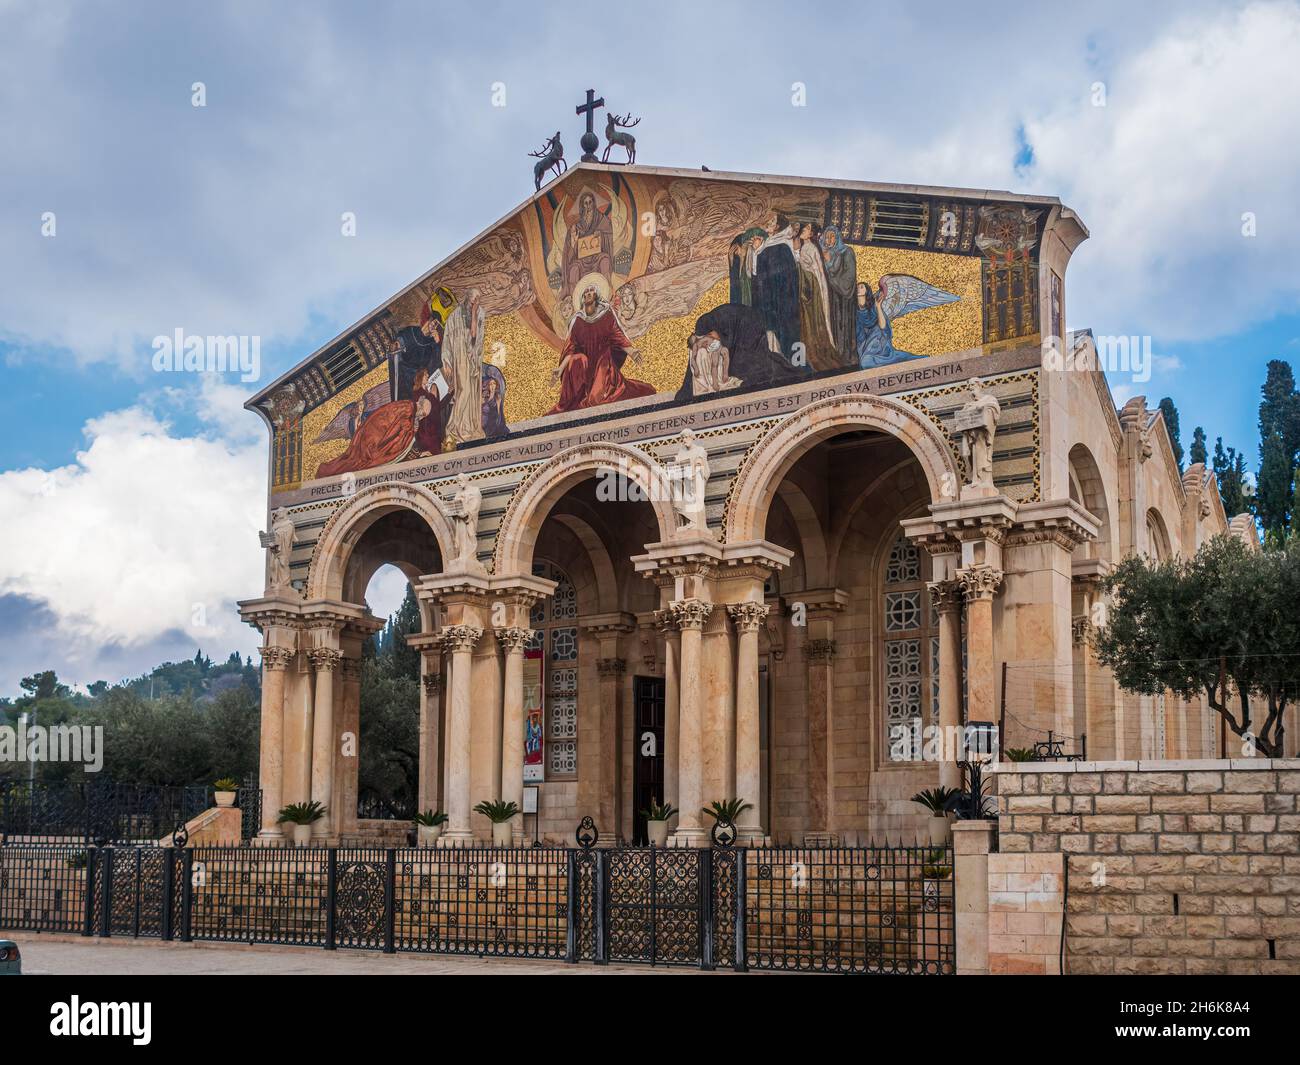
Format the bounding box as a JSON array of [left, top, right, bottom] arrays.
[[994, 759, 1300, 974]]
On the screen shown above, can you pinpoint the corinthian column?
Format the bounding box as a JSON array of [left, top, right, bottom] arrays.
[[928, 580, 964, 789], [669, 598, 712, 845], [728, 602, 767, 840], [439, 624, 482, 846], [495, 627, 534, 843], [958, 566, 1003, 728], [308, 646, 343, 838], [257, 645, 295, 840], [655, 609, 681, 813]]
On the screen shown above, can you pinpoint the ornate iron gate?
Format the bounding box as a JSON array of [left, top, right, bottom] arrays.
[[605, 847, 703, 965]]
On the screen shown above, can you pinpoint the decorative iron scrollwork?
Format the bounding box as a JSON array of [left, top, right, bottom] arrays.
[[710, 817, 736, 848], [575, 816, 599, 849], [171, 823, 190, 849]]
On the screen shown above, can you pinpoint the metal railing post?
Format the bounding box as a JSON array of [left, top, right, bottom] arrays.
[[99, 846, 113, 938], [324, 848, 337, 950], [565, 851, 579, 963], [383, 849, 396, 954], [179, 848, 193, 942], [734, 851, 748, 972], [699, 847, 714, 971], [82, 846, 96, 937], [160, 849, 175, 941], [593, 849, 608, 965]]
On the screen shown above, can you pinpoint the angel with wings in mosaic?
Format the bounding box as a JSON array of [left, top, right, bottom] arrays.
[[855, 274, 959, 369]]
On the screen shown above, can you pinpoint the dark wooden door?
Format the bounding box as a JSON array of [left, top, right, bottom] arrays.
[[631, 676, 666, 845]]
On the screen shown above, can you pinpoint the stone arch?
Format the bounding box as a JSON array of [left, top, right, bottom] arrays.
[[1067, 442, 1112, 561], [724, 393, 961, 544], [494, 442, 679, 578], [1146, 506, 1173, 561], [826, 456, 927, 583], [306, 481, 456, 603]]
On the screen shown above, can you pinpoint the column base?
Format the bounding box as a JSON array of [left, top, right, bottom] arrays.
[[436, 829, 476, 848], [255, 828, 285, 846], [669, 826, 710, 847], [736, 825, 770, 846]]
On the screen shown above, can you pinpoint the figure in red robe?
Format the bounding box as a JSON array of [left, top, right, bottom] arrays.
[[316, 369, 443, 478], [547, 283, 655, 415]]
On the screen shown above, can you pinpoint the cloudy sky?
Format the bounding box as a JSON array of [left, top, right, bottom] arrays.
[[1, 0, 1298, 696]]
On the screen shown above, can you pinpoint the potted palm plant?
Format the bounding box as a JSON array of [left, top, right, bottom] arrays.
[[414, 809, 448, 846], [910, 786, 958, 845], [473, 799, 521, 847], [641, 798, 678, 847], [702, 798, 752, 835], [278, 800, 325, 845], [212, 777, 239, 808]]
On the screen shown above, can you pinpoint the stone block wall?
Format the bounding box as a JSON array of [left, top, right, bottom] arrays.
[[995, 759, 1300, 974]]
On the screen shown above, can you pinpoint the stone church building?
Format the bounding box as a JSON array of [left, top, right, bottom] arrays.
[[239, 162, 1254, 847]]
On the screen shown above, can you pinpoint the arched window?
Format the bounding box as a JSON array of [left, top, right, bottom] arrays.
[[530, 560, 579, 779], [882, 533, 939, 761]]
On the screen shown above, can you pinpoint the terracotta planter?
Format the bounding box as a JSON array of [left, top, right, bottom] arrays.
[[927, 814, 951, 846], [418, 824, 442, 847], [492, 821, 513, 847], [647, 820, 670, 847], [214, 791, 236, 808], [292, 823, 314, 846]]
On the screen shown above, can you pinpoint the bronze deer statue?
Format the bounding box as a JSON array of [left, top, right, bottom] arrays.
[[530, 132, 566, 191], [601, 112, 640, 164]]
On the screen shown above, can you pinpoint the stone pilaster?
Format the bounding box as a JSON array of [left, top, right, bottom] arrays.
[[495, 626, 534, 843], [727, 601, 767, 838], [439, 623, 483, 846], [256, 645, 295, 840], [927, 580, 964, 788], [307, 644, 343, 837]]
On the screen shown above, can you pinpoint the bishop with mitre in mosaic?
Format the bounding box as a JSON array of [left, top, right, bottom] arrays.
[[548, 273, 655, 414]]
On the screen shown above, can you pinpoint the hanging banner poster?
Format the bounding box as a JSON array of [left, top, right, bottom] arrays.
[[523, 648, 544, 783]]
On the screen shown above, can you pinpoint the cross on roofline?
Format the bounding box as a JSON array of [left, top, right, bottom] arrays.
[[576, 88, 604, 162]]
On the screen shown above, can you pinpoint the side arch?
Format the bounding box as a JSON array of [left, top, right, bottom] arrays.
[[724, 393, 961, 543], [305, 481, 456, 602], [494, 442, 679, 578]]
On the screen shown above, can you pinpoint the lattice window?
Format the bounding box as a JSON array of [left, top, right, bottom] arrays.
[[882, 532, 936, 762], [531, 560, 581, 779]]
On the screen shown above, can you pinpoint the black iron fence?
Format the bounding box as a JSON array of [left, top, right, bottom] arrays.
[[0, 778, 261, 844], [0, 831, 954, 974]]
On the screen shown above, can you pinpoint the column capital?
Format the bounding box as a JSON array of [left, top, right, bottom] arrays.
[[1072, 616, 1093, 645], [957, 565, 1004, 602], [926, 579, 964, 615], [307, 647, 344, 672], [803, 637, 837, 661], [726, 601, 768, 633], [666, 598, 713, 631], [439, 624, 484, 652], [494, 626, 535, 654], [259, 645, 296, 671], [422, 672, 443, 695], [339, 656, 363, 681], [597, 657, 626, 677]]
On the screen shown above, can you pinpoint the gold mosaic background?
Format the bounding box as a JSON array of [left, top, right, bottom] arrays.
[[303, 364, 387, 481], [855, 247, 982, 357]]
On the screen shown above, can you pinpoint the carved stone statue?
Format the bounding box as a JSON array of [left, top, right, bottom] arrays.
[[670, 428, 711, 536], [257, 508, 297, 594], [446, 473, 485, 571], [953, 377, 1001, 493]]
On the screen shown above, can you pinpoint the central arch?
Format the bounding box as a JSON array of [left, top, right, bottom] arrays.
[[494, 442, 679, 579], [306, 481, 456, 602], [724, 393, 961, 544]]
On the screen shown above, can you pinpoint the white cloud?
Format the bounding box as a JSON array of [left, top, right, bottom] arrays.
[[1023, 1, 1300, 340], [0, 396, 265, 657]]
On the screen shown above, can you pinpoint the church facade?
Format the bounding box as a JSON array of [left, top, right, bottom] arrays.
[[239, 163, 1253, 847]]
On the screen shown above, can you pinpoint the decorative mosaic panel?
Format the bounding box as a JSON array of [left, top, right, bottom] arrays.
[[255, 169, 1051, 490]]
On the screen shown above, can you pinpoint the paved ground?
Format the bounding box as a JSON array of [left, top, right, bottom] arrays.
[[7, 934, 715, 975]]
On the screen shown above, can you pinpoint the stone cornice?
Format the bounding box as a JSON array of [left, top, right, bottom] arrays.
[[926, 494, 1019, 541], [580, 611, 637, 636], [1007, 498, 1099, 550]]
